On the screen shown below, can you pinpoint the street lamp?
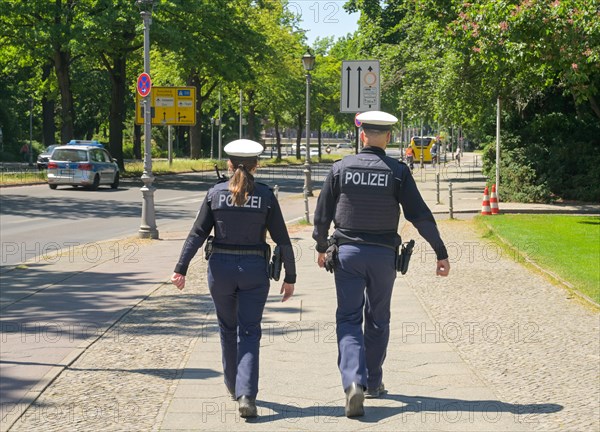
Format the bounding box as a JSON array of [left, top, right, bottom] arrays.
[[137, 0, 158, 239], [29, 98, 33, 167], [210, 118, 214, 159], [302, 50, 315, 203]]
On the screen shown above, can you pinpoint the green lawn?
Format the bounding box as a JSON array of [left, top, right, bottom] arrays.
[[476, 214, 600, 304], [0, 170, 46, 185]]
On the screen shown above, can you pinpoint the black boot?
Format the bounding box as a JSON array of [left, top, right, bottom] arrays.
[[344, 383, 365, 417], [237, 396, 257, 418], [365, 383, 386, 399]]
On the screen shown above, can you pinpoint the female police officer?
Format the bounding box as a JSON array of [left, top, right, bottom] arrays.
[[171, 139, 296, 418], [312, 111, 450, 417]]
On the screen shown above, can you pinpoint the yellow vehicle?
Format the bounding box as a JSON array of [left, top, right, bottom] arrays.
[[410, 136, 437, 163]]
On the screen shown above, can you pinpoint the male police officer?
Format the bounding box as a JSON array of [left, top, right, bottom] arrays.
[[312, 111, 450, 417]]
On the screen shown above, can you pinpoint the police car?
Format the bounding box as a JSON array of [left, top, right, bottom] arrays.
[[47, 141, 119, 190]]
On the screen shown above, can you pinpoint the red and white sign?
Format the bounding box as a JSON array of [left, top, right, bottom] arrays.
[[137, 73, 152, 97]]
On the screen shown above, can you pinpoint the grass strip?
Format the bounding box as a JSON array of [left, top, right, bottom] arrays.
[[0, 156, 338, 185], [474, 214, 599, 304]]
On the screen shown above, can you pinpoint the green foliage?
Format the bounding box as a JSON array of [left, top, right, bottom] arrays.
[[482, 138, 552, 203], [481, 99, 600, 203]]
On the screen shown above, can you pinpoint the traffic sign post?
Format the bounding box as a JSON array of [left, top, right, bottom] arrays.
[[135, 86, 197, 126], [340, 60, 380, 113], [354, 113, 362, 128]]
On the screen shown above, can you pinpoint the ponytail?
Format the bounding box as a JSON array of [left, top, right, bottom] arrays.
[[228, 158, 257, 206]]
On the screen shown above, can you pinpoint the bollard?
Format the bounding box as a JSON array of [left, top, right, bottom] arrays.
[[304, 187, 310, 223], [448, 182, 454, 219], [274, 184, 279, 200], [436, 172, 440, 204]]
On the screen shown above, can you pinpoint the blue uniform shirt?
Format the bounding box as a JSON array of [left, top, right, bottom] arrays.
[[313, 146, 448, 260], [175, 179, 297, 283]]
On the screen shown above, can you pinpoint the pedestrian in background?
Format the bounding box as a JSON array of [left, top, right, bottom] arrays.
[[405, 145, 414, 171], [431, 141, 438, 167], [171, 139, 296, 418], [312, 111, 450, 418], [20, 143, 29, 162]]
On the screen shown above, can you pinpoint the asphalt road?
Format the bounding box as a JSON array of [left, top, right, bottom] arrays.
[[0, 166, 332, 268]]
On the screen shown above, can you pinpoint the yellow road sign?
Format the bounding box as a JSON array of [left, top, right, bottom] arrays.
[[135, 86, 196, 126]]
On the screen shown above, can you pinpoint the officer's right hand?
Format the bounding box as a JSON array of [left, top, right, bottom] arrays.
[[171, 272, 186, 290], [280, 282, 294, 302]]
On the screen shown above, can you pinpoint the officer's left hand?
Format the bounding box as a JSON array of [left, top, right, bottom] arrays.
[[317, 252, 326, 268], [280, 282, 294, 302], [436, 259, 450, 277]]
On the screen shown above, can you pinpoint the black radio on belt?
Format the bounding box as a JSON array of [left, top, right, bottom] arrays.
[[396, 239, 415, 274], [268, 245, 282, 281]]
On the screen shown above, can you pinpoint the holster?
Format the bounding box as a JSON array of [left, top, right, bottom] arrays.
[[204, 236, 214, 260], [324, 238, 339, 273], [268, 245, 282, 281], [396, 239, 415, 275]]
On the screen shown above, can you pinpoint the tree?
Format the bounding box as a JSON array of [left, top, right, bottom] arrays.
[[153, 0, 270, 159], [0, 0, 78, 143]]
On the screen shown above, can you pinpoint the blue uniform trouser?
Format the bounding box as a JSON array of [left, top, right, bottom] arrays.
[[334, 244, 396, 391], [207, 254, 270, 399]]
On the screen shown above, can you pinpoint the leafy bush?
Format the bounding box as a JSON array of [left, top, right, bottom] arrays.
[[482, 108, 600, 203], [482, 139, 552, 203]]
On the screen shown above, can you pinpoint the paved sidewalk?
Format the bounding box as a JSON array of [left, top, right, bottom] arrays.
[[158, 225, 538, 431], [2, 154, 599, 431]]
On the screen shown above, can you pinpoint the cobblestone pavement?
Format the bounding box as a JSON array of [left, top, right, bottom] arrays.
[[403, 220, 600, 432], [7, 219, 599, 431], [9, 232, 213, 432]]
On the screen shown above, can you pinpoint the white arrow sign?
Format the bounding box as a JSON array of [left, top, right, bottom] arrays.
[[340, 60, 380, 113]]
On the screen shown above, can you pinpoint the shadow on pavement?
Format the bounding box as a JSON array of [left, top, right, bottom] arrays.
[[249, 393, 562, 424]]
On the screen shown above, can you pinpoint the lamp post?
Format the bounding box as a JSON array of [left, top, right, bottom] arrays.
[[29, 98, 33, 167], [137, 0, 158, 239], [302, 51, 315, 203], [210, 118, 214, 159]]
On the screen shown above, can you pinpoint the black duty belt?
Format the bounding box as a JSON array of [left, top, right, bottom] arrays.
[[211, 247, 265, 257]]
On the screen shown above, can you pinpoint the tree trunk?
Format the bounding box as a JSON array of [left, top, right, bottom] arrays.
[[317, 124, 322, 160], [133, 124, 142, 159], [247, 90, 256, 140], [41, 61, 56, 145], [53, 49, 75, 142], [188, 72, 202, 159], [107, 55, 127, 171], [589, 94, 600, 120]]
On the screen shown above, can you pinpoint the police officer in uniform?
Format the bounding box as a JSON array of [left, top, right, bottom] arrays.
[[312, 111, 450, 417], [171, 139, 296, 418]]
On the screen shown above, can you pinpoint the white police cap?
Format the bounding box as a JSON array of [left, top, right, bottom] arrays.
[[223, 139, 264, 158], [356, 110, 398, 130]]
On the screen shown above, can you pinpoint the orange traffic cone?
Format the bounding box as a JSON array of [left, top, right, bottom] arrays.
[[490, 184, 500, 214], [481, 186, 491, 215]]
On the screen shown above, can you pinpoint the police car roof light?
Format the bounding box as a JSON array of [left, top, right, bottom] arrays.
[[68, 139, 103, 147]]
